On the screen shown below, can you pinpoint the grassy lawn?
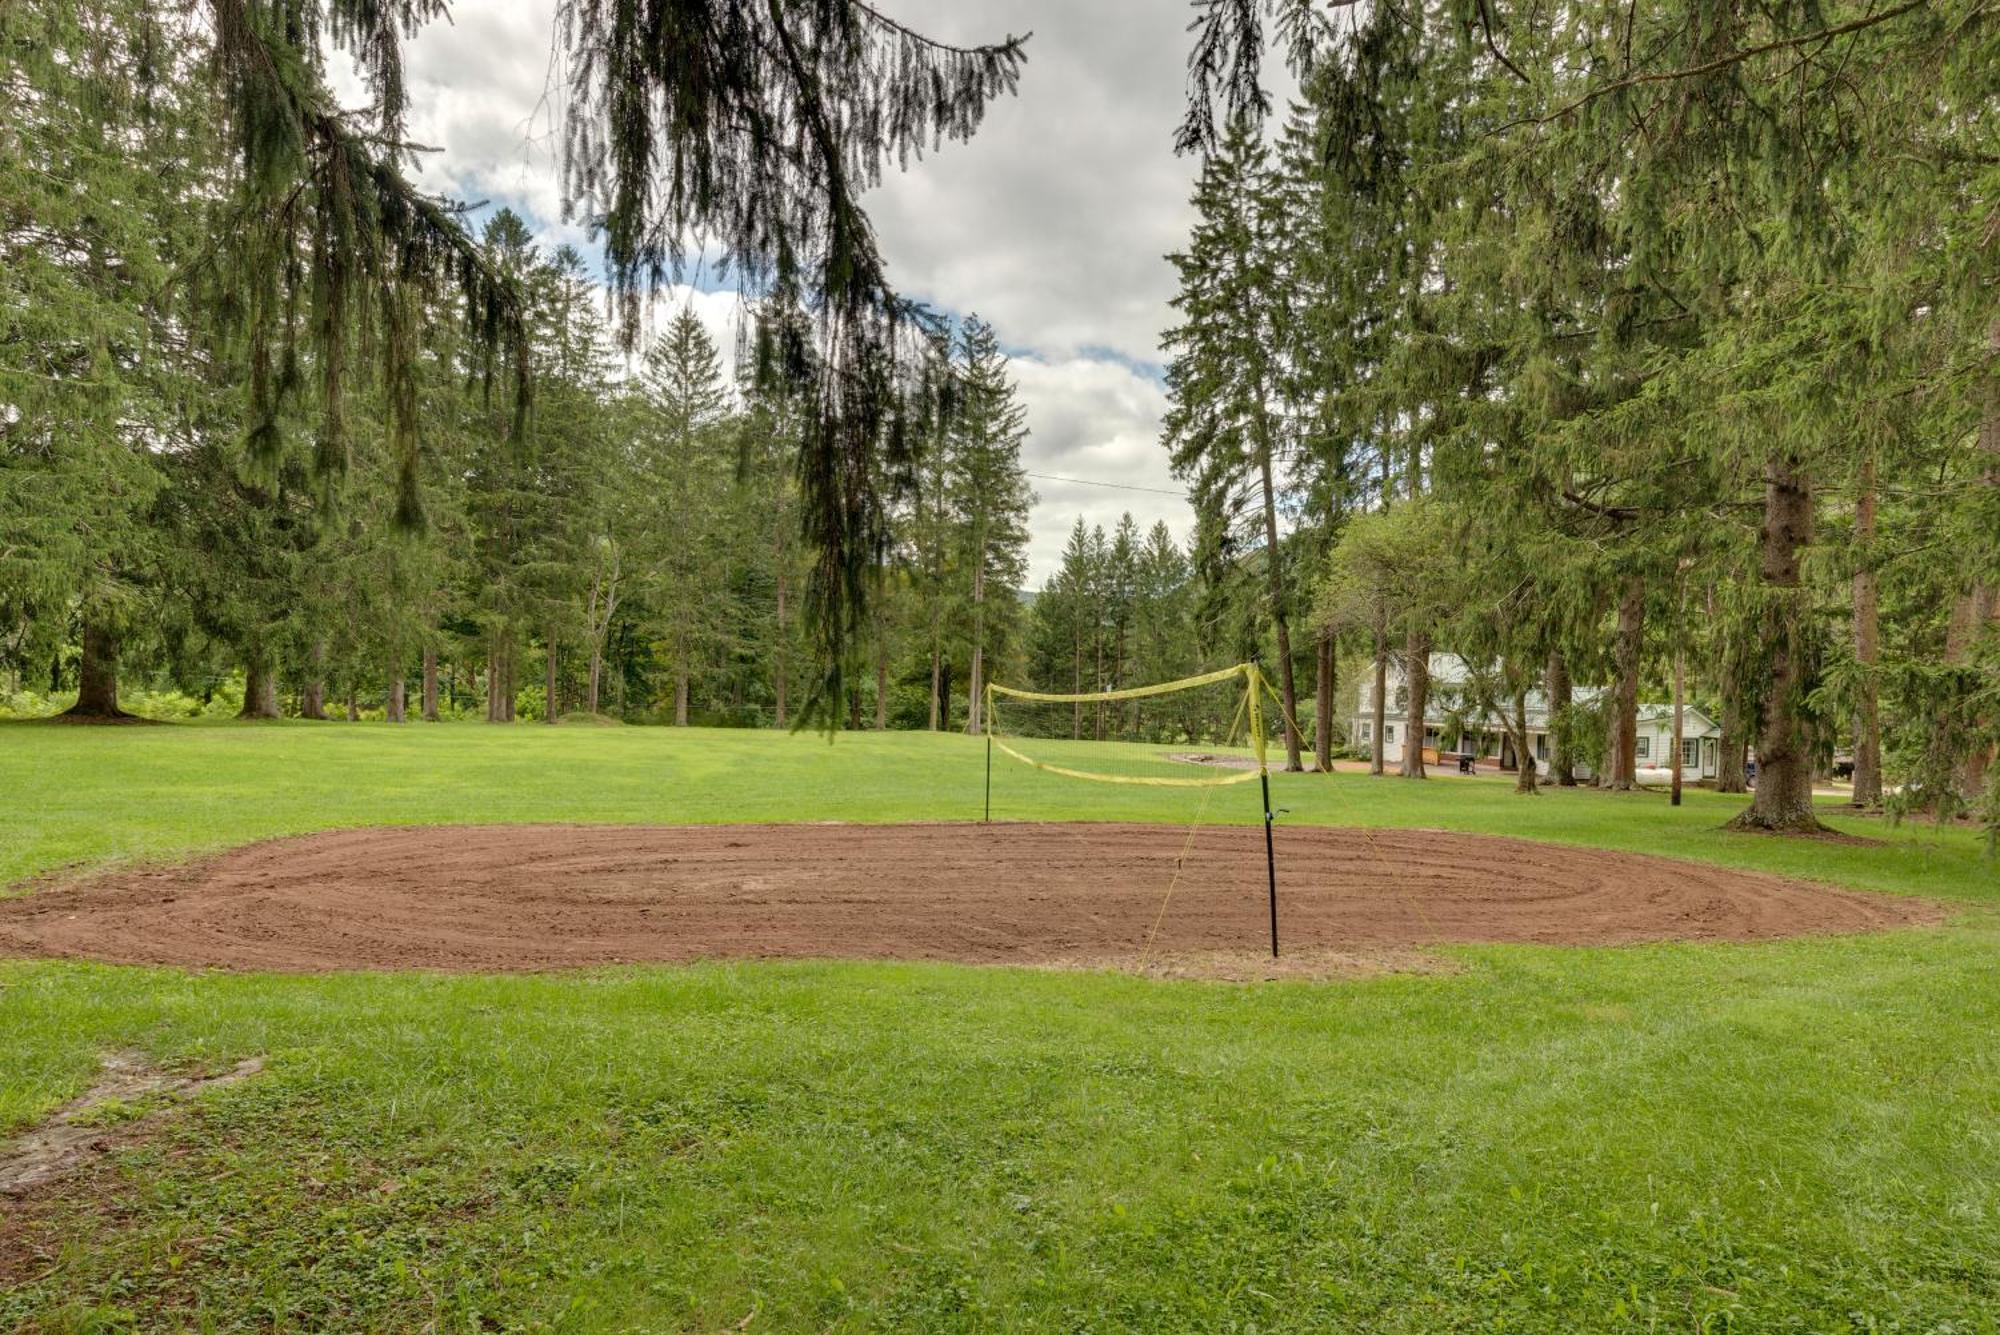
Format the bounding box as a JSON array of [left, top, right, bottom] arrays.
[[3, 723, 1997, 1329]]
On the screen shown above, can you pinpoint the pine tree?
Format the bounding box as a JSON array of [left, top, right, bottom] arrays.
[[635, 307, 733, 725], [1163, 120, 1305, 769], [949, 318, 1033, 736]]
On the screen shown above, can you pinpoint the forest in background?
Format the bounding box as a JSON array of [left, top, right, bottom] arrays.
[[3, 0, 1996, 841]]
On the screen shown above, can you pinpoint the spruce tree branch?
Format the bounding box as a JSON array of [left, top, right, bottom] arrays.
[[1495, 0, 1933, 133], [1473, 0, 1532, 84], [851, 2, 1029, 59]]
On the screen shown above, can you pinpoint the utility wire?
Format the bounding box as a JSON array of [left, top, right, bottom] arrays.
[[1025, 471, 1186, 498]]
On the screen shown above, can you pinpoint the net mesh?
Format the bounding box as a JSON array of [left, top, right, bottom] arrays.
[[985, 665, 1272, 788]]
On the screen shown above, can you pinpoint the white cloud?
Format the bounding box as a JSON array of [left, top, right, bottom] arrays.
[[334, 0, 1207, 579]]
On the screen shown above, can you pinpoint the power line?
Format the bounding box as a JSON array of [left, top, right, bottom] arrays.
[[1025, 471, 1186, 498]]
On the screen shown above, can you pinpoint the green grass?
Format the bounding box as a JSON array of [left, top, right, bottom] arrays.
[[3, 722, 1997, 1330]]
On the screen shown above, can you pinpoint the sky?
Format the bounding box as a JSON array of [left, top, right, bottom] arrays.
[[332, 1, 1210, 585]]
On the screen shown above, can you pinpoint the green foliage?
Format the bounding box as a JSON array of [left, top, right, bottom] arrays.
[[0, 728, 1997, 1325]]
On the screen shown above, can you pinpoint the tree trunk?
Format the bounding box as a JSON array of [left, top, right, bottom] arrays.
[[774, 563, 789, 729], [346, 687, 359, 722], [929, 644, 943, 732], [967, 558, 987, 736], [422, 649, 439, 723], [1369, 624, 1387, 776], [874, 602, 889, 731], [1730, 456, 1827, 833], [1256, 436, 1303, 771], [1718, 696, 1748, 794], [502, 643, 516, 722], [674, 669, 690, 727], [544, 625, 559, 724], [1314, 627, 1334, 773], [62, 618, 127, 719], [1400, 632, 1428, 779], [1851, 453, 1883, 807], [1671, 646, 1685, 807], [299, 640, 328, 721], [1545, 650, 1574, 786], [1602, 579, 1643, 791], [1511, 684, 1538, 794], [239, 654, 281, 720], [385, 672, 407, 724]]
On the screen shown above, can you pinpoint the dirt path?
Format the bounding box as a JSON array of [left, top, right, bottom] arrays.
[[0, 824, 1936, 977]]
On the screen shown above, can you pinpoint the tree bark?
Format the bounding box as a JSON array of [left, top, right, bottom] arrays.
[[1510, 683, 1538, 794], [674, 668, 690, 727], [1314, 626, 1334, 773], [239, 654, 281, 720], [422, 649, 439, 723], [774, 562, 789, 729], [967, 553, 987, 735], [62, 618, 128, 719], [385, 672, 407, 724], [1256, 436, 1303, 771], [544, 626, 559, 724], [874, 601, 889, 731], [1671, 645, 1686, 807], [1369, 624, 1387, 776], [345, 687, 359, 722], [1851, 453, 1883, 807], [1718, 696, 1748, 793], [1545, 650, 1574, 786], [300, 640, 329, 721], [1602, 579, 1643, 791], [1400, 632, 1428, 779], [929, 645, 943, 732], [1730, 456, 1827, 833]]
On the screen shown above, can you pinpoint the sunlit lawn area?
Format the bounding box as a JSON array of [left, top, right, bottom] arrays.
[[3, 723, 1996, 1329]]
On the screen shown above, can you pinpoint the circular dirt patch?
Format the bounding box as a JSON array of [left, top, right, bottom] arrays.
[[0, 823, 1937, 976]]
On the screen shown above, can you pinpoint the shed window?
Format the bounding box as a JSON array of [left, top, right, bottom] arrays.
[[1635, 736, 1651, 759]]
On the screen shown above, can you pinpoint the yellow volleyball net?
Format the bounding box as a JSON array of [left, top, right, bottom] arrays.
[[982, 663, 1275, 790], [980, 663, 1287, 956]]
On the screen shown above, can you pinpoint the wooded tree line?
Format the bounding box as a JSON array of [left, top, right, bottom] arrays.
[[4, 0, 1034, 725], [1164, 0, 1996, 834], [1, 5, 1043, 731]]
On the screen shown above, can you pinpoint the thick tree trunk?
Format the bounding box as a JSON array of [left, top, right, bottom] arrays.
[[345, 687, 359, 722], [1511, 685, 1538, 794], [1370, 625, 1387, 776], [1314, 627, 1334, 773], [1671, 648, 1685, 807], [1545, 650, 1574, 786], [422, 649, 439, 723], [1851, 454, 1883, 807], [1730, 456, 1827, 833], [545, 626, 559, 724], [1718, 696, 1748, 793], [588, 651, 604, 716], [674, 669, 690, 727], [62, 618, 127, 719], [385, 673, 406, 724], [1400, 632, 1428, 779], [300, 640, 329, 721], [1601, 580, 1643, 791], [239, 654, 281, 720]]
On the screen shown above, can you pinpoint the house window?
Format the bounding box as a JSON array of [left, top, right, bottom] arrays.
[[1384, 725, 1396, 744], [1536, 733, 1549, 761], [1682, 738, 1699, 768], [1635, 736, 1651, 759], [1424, 728, 1441, 749], [1359, 721, 1372, 743]]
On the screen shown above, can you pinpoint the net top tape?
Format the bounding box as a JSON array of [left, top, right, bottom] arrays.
[[985, 663, 1250, 706]]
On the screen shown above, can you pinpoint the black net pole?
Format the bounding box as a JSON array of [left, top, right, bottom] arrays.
[[1260, 769, 1279, 958]]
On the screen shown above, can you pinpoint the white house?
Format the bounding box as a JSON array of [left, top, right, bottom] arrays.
[[1354, 655, 1722, 781]]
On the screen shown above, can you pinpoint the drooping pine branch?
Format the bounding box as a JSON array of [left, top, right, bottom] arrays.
[[556, 0, 1028, 723]]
